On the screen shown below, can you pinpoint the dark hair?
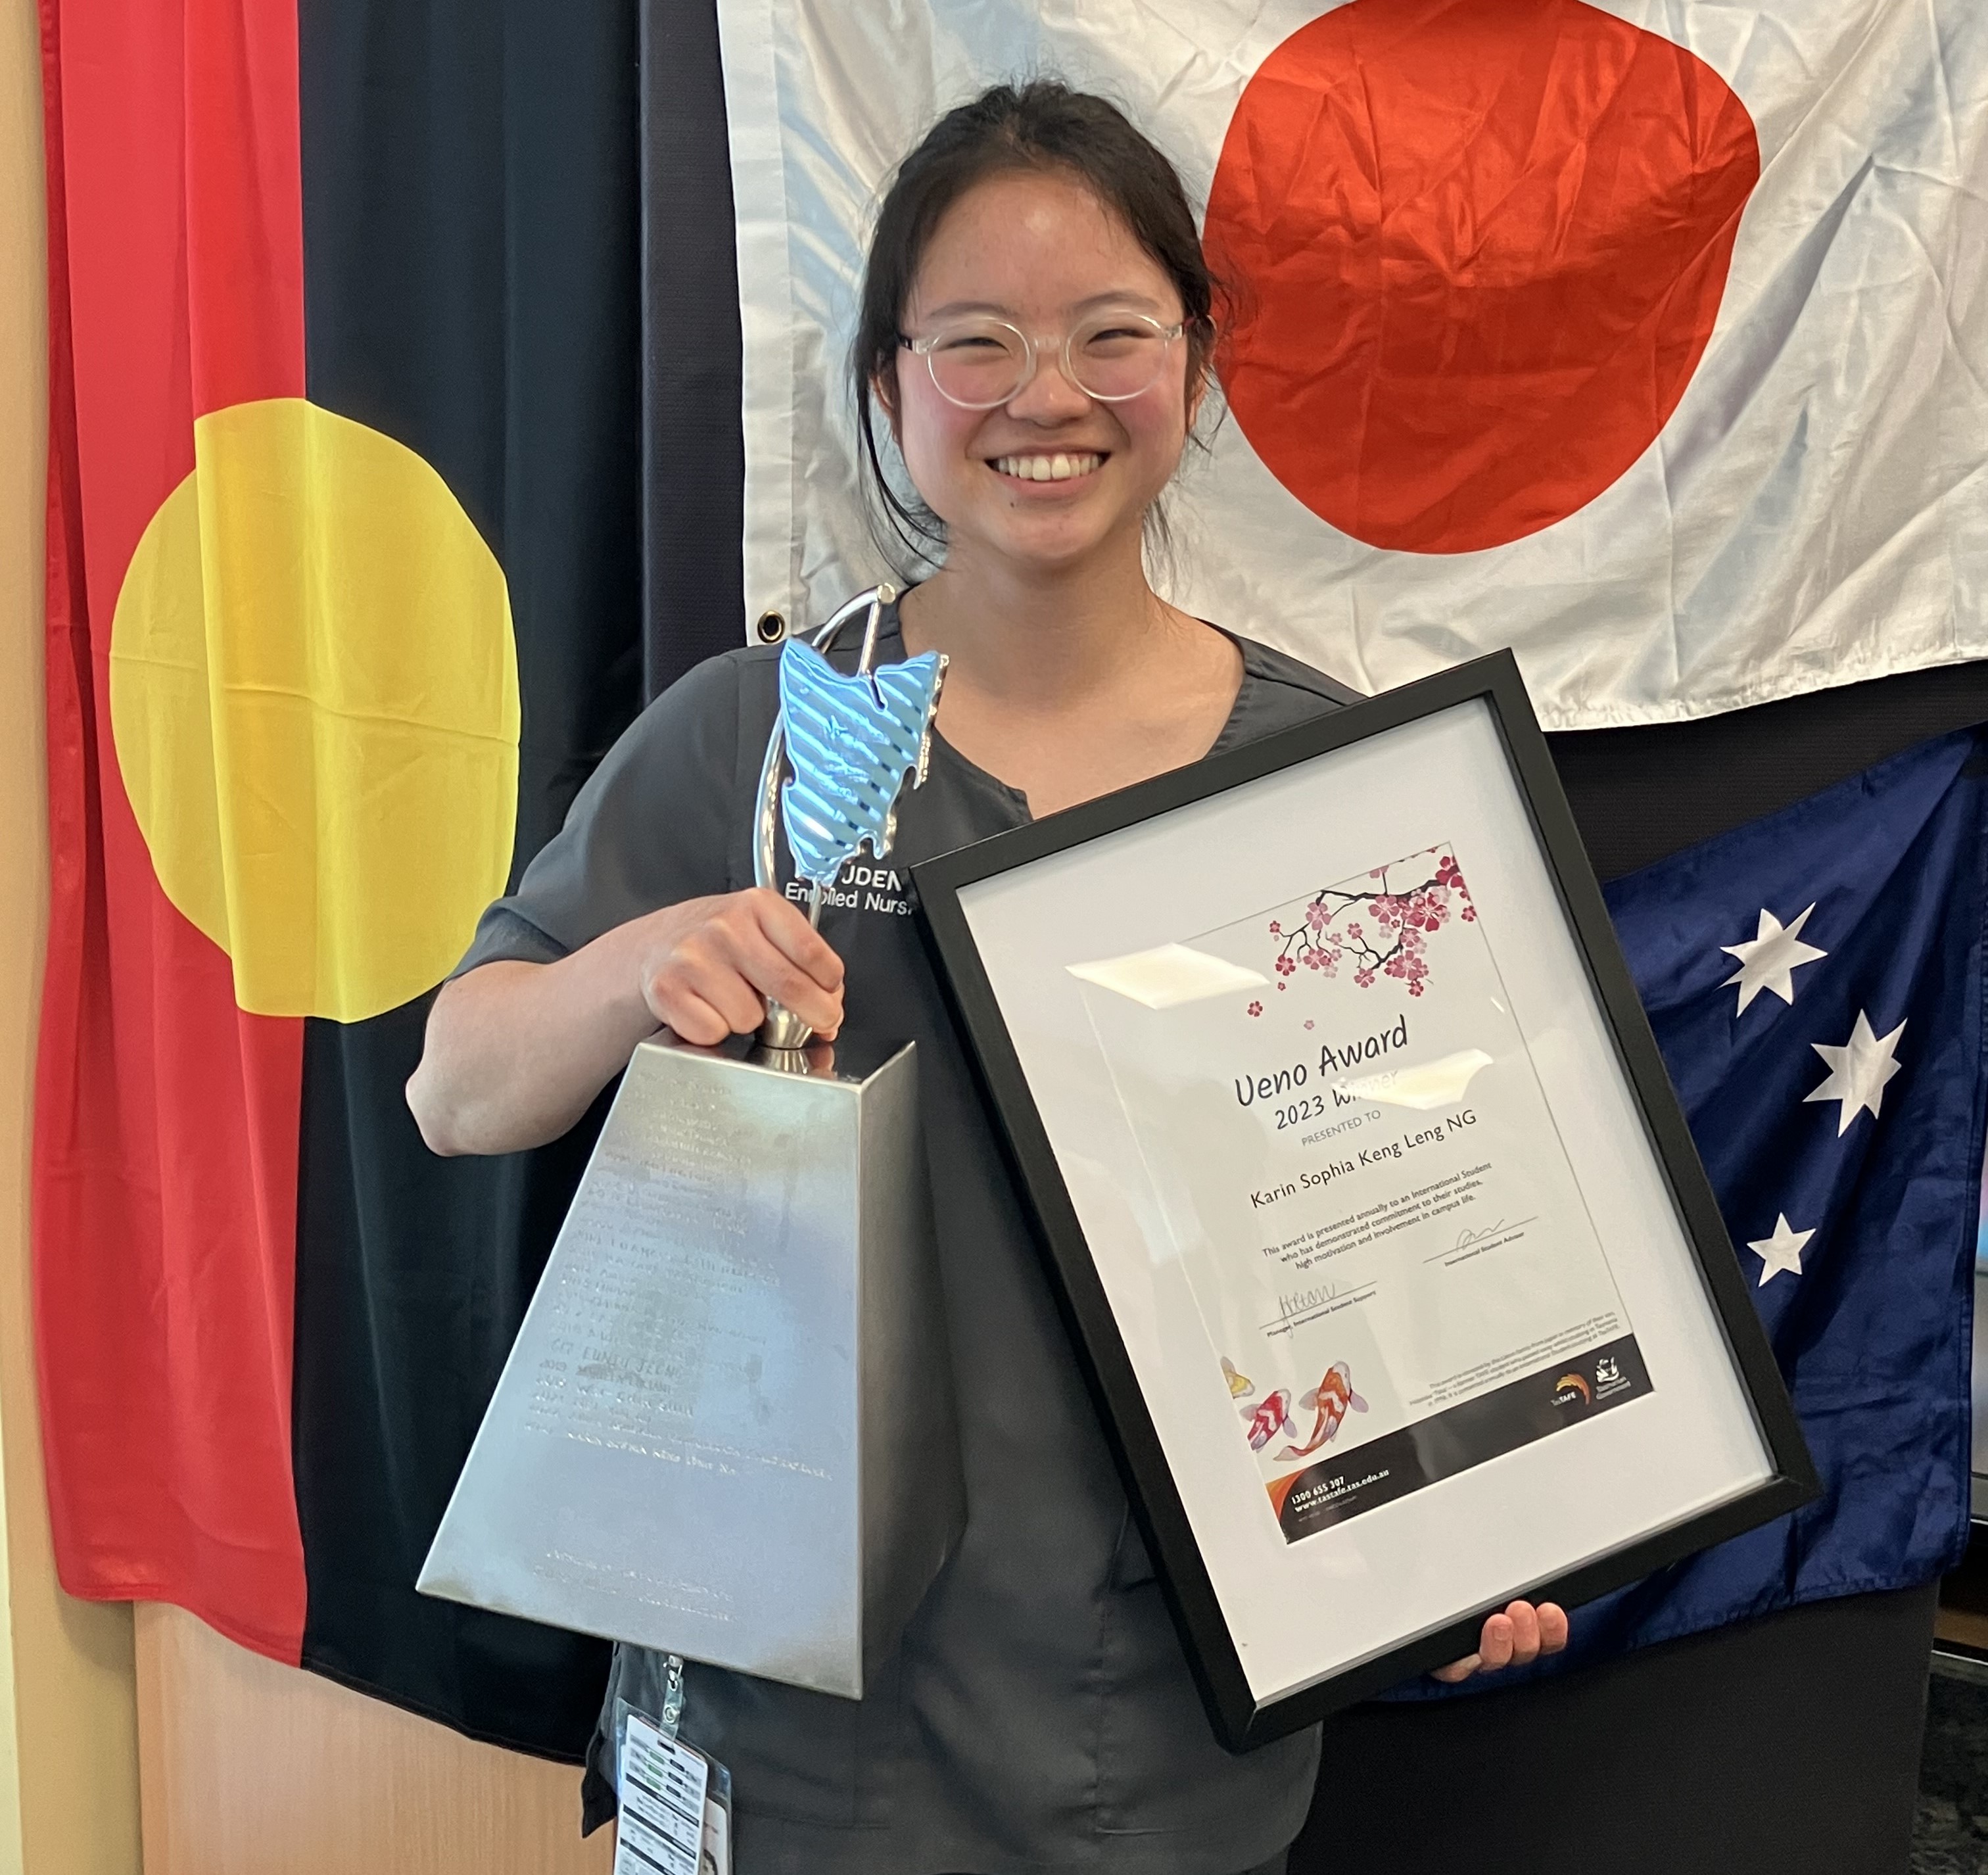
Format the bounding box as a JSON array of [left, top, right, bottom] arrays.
[[853, 80, 1220, 567]]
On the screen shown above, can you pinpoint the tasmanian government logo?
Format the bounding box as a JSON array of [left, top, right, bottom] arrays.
[[1592, 1352, 1637, 1401]]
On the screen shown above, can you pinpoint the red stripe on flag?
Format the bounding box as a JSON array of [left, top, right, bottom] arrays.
[[34, 0, 308, 1660], [185, 0, 304, 412]]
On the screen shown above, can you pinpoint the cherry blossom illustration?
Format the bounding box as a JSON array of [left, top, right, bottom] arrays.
[[1254, 847, 1473, 1008]]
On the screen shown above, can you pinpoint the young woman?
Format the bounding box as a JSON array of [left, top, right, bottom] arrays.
[[408, 80, 1567, 1875]]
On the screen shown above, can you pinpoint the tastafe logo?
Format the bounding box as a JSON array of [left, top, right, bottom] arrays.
[[1551, 1371, 1593, 1410]]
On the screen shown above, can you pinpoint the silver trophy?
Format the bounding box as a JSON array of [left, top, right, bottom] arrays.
[[419, 586, 963, 1699]]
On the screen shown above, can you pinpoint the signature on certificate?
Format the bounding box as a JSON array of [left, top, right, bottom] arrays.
[[1450, 1216, 1538, 1254]]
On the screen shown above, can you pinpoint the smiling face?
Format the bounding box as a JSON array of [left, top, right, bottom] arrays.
[[880, 168, 1200, 579]]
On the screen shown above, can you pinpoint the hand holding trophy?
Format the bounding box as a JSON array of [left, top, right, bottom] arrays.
[[419, 584, 963, 1701]]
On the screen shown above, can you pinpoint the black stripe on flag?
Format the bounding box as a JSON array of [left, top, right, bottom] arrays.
[[292, 0, 642, 1757]]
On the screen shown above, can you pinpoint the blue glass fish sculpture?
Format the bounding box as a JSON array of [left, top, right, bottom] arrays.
[[778, 638, 946, 889]]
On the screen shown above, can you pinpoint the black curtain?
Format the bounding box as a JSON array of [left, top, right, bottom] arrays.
[[289, 0, 643, 1758], [642, 0, 750, 694]]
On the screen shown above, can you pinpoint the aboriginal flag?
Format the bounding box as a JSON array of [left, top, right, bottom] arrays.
[[36, 0, 644, 1754]]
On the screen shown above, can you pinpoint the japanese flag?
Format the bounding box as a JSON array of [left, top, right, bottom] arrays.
[[715, 0, 1986, 727]]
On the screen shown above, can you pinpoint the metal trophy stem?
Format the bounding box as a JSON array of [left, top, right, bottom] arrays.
[[753, 582, 897, 1053]]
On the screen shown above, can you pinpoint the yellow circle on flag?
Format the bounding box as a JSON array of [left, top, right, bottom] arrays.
[[109, 397, 521, 1023]]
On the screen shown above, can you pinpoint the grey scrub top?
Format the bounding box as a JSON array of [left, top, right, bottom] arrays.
[[455, 604, 1360, 1874]]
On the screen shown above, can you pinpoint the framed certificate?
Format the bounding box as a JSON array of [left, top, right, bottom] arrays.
[[911, 651, 1814, 1749]]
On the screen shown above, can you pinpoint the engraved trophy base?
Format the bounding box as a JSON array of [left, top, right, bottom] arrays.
[[418, 1033, 963, 1699]]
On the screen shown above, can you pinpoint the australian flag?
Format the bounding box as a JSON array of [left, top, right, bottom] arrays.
[[1406, 726, 1988, 1691]]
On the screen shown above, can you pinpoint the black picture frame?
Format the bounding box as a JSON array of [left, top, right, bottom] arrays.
[[911, 648, 1817, 1750]]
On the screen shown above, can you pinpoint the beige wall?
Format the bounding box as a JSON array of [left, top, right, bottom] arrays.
[[0, 0, 145, 1868], [137, 1606, 610, 1875]]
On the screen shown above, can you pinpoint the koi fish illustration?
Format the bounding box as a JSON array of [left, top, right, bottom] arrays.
[[1277, 1363, 1369, 1459], [1241, 1388, 1295, 1451], [1221, 1356, 1256, 1399]]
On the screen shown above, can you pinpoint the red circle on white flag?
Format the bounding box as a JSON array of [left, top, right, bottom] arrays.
[[1205, 0, 1759, 555]]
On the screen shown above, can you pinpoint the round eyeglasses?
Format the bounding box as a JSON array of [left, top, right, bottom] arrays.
[[900, 311, 1185, 410]]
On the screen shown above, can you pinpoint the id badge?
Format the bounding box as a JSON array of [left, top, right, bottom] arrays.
[[614, 1693, 732, 1875]]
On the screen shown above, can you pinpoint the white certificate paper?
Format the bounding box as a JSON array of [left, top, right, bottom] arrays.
[[1074, 840, 1651, 1544]]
